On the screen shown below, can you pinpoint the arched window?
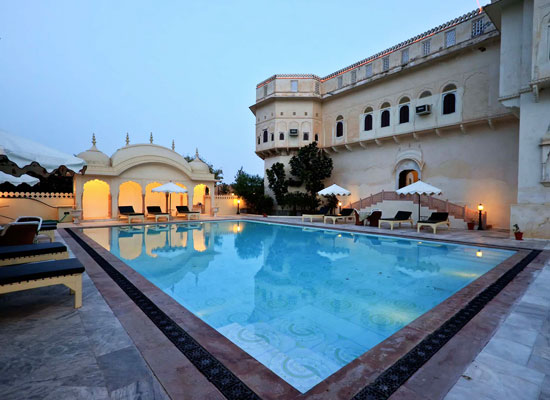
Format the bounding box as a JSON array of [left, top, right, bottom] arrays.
[[271, 133, 274, 141], [314, 133, 319, 142], [380, 103, 391, 128], [303, 132, 309, 141], [442, 85, 457, 115], [364, 114, 373, 131], [336, 115, 344, 137], [263, 130, 268, 143], [399, 97, 410, 124], [279, 133, 284, 140], [419, 90, 432, 99], [399, 105, 409, 124], [257, 137, 260, 145]]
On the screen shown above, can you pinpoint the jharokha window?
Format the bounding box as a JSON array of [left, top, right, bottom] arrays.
[[336, 115, 344, 137], [399, 97, 410, 124], [363, 107, 373, 131], [263, 130, 268, 143]]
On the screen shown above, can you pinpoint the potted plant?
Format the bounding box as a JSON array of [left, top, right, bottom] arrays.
[[467, 220, 475, 230], [513, 224, 523, 240]]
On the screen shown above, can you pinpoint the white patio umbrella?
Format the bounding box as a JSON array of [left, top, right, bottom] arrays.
[[317, 184, 351, 196], [152, 182, 188, 215], [0, 171, 39, 186], [396, 180, 442, 222], [0, 130, 86, 175]]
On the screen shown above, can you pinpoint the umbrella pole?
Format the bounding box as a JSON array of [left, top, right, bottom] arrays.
[[418, 193, 421, 224]]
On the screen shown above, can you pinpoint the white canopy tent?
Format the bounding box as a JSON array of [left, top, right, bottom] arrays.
[[0, 171, 39, 187], [396, 180, 442, 221], [152, 182, 188, 215], [0, 130, 86, 175]]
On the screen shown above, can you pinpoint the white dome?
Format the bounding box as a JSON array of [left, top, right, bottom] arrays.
[[189, 149, 210, 173], [77, 144, 110, 167]]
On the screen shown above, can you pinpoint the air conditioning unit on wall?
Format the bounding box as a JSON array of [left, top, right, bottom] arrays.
[[416, 104, 431, 115], [289, 129, 299, 136]]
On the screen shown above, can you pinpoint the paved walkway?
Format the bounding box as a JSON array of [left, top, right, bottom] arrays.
[[0, 233, 169, 400], [445, 261, 550, 400]]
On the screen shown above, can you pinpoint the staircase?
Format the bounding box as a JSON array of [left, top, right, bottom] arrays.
[[348, 190, 481, 224]]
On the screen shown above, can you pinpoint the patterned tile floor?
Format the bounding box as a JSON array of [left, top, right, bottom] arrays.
[[444, 260, 550, 400], [0, 232, 169, 400]]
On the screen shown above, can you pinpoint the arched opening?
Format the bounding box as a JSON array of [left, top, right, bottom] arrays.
[[194, 184, 207, 213], [442, 84, 457, 115], [381, 109, 390, 127], [395, 159, 422, 189], [399, 170, 419, 188], [82, 179, 110, 220], [443, 92, 456, 115], [399, 105, 409, 124], [172, 182, 189, 210], [335, 115, 344, 137], [364, 114, 373, 131], [145, 182, 167, 213], [263, 130, 268, 143], [119, 181, 142, 213]]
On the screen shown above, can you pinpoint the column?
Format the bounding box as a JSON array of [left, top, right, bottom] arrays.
[[209, 183, 216, 216], [111, 180, 119, 219], [188, 184, 194, 211]]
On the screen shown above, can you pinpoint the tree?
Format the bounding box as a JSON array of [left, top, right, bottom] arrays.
[[232, 168, 273, 214], [289, 142, 333, 197], [266, 162, 289, 207], [217, 183, 231, 195]]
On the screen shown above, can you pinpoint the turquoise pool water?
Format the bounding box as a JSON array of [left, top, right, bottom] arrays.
[[83, 220, 514, 393]]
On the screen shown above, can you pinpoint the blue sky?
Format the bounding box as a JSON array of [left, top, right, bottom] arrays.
[[0, 1, 481, 182]]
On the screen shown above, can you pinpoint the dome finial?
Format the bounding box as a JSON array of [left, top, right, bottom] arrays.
[[125, 132, 130, 146], [150, 132, 153, 144], [195, 148, 200, 159], [172, 140, 175, 150], [92, 133, 96, 146]]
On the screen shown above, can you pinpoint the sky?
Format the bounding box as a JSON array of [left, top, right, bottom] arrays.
[[0, 1, 482, 183]]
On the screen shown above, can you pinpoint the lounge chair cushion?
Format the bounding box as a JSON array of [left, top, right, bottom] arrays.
[[421, 212, 449, 223], [380, 211, 413, 221], [0, 242, 67, 260], [176, 206, 199, 213], [0, 258, 84, 286], [39, 224, 57, 232], [118, 206, 144, 216], [147, 206, 166, 214]]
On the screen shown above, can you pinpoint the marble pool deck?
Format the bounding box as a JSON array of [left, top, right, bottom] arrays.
[[1, 216, 549, 399]]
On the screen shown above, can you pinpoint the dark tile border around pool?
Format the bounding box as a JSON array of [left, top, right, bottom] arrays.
[[61, 223, 547, 400]]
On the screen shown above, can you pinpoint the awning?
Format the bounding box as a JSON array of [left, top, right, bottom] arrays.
[[318, 184, 351, 196], [0, 171, 39, 187]]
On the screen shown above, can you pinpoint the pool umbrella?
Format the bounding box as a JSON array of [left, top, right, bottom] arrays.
[[0, 130, 86, 177], [317, 184, 351, 196], [396, 180, 442, 222], [152, 182, 188, 215], [0, 171, 39, 186]]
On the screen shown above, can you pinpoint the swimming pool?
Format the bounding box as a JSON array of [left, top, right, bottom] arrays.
[[83, 220, 515, 393]]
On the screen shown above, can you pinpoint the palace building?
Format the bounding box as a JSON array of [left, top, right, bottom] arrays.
[[250, 0, 550, 238]]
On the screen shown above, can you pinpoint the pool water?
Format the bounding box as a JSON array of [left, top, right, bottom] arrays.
[[83, 220, 514, 392]]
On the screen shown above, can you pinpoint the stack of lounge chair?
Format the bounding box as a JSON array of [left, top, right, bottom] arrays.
[[118, 206, 145, 223], [0, 216, 84, 309], [176, 206, 200, 220]]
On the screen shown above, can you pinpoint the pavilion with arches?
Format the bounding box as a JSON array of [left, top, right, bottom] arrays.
[[74, 135, 217, 220]]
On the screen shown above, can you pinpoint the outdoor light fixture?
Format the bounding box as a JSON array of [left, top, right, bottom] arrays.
[[477, 204, 484, 231], [237, 199, 241, 215], [338, 201, 342, 214]]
